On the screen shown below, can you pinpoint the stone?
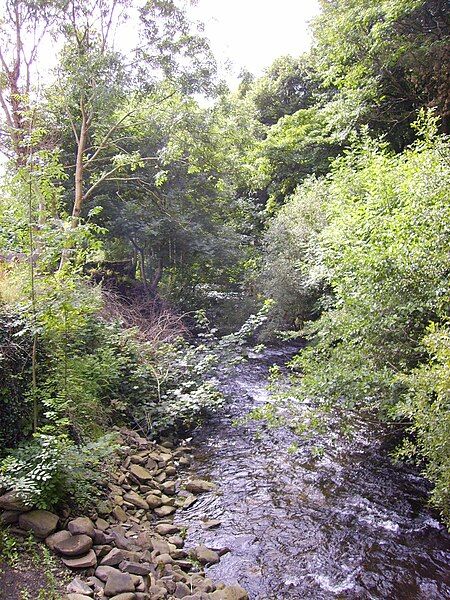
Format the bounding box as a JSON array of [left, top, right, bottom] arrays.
[[154, 553, 173, 565], [109, 594, 136, 600], [67, 595, 93, 600], [185, 479, 215, 494], [18, 510, 58, 539], [0, 491, 31, 511], [154, 505, 176, 518], [145, 495, 162, 509], [46, 529, 72, 550], [67, 577, 94, 596], [94, 529, 112, 545], [129, 465, 153, 481], [201, 519, 221, 530], [95, 565, 122, 582], [123, 491, 149, 510], [148, 585, 167, 599], [161, 481, 176, 496], [192, 545, 220, 565], [155, 523, 180, 536], [68, 517, 96, 538], [86, 576, 104, 592], [0, 510, 20, 525], [96, 518, 110, 531], [168, 535, 184, 548], [54, 534, 93, 557], [209, 586, 248, 600], [104, 571, 135, 597], [100, 548, 125, 566], [174, 582, 191, 598], [119, 561, 152, 575], [113, 506, 128, 522], [62, 549, 97, 569]]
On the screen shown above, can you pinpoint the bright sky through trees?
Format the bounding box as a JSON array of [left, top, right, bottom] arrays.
[[189, 0, 320, 82]]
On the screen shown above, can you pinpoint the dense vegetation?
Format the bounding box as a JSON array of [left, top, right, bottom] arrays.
[[0, 0, 449, 526]]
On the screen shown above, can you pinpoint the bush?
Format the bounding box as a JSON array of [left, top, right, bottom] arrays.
[[286, 112, 450, 521], [260, 176, 330, 333], [0, 433, 119, 511]]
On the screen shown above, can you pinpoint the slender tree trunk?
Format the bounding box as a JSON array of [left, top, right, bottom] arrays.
[[71, 107, 88, 228]]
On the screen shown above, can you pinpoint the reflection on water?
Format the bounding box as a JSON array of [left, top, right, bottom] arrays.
[[177, 347, 450, 600]]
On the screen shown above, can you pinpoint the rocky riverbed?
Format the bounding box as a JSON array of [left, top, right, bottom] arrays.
[[0, 427, 248, 600]]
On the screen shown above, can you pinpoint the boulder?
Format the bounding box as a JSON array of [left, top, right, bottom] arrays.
[[0, 510, 20, 525], [201, 520, 221, 530], [174, 581, 191, 598], [192, 545, 220, 565], [96, 518, 110, 531], [54, 534, 93, 557], [68, 517, 95, 538], [154, 505, 176, 518], [95, 565, 122, 582], [185, 479, 215, 494], [67, 577, 94, 596], [129, 465, 153, 481], [109, 594, 136, 600], [113, 506, 128, 522], [104, 571, 135, 597], [46, 529, 72, 551], [18, 510, 58, 539], [209, 586, 248, 600], [100, 548, 125, 566], [145, 495, 162, 509], [123, 491, 149, 510], [155, 523, 180, 536], [0, 491, 30, 511], [119, 561, 152, 575], [62, 549, 97, 569]]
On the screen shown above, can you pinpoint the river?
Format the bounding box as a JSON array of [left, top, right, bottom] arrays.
[[177, 346, 450, 599]]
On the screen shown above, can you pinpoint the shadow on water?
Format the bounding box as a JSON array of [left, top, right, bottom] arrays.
[[176, 346, 450, 600]]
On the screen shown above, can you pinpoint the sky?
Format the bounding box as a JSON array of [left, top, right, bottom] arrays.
[[189, 0, 321, 84]]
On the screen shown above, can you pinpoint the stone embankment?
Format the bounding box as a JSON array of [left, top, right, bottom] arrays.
[[0, 428, 248, 600]]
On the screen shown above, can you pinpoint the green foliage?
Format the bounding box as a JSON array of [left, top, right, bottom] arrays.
[[260, 176, 330, 332], [285, 113, 449, 521], [0, 433, 118, 511], [392, 322, 450, 526]]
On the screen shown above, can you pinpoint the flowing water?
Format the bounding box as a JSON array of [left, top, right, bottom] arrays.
[[178, 346, 450, 600]]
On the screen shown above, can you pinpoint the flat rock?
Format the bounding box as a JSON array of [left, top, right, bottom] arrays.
[[62, 549, 97, 569], [192, 545, 220, 565], [123, 491, 149, 510], [185, 479, 215, 494], [67, 577, 94, 596], [129, 465, 153, 481], [46, 529, 72, 550], [0, 491, 31, 511], [104, 571, 135, 596], [68, 517, 95, 538], [66, 595, 93, 600], [154, 505, 176, 517], [100, 548, 125, 566], [209, 586, 249, 600], [96, 518, 110, 531], [201, 520, 221, 530], [18, 510, 58, 539], [155, 523, 180, 536], [113, 506, 128, 522], [146, 494, 162, 509], [55, 534, 93, 557], [95, 565, 122, 582], [119, 561, 152, 575]]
